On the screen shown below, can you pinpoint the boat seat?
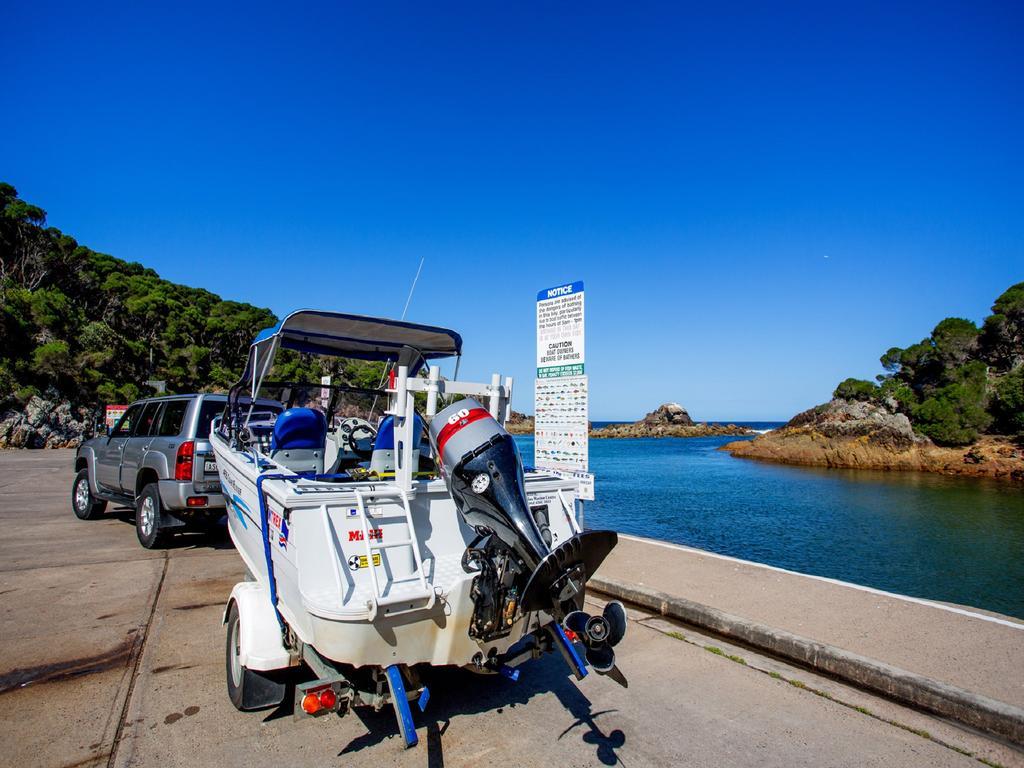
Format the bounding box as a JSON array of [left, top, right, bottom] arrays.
[[270, 408, 327, 474], [369, 413, 423, 475]]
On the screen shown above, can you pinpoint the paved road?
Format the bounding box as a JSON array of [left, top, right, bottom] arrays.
[[0, 450, 1019, 768]]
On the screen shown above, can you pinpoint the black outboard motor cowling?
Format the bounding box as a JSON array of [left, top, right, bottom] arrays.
[[430, 399, 618, 642]]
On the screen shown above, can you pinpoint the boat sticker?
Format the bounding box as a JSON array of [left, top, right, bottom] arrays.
[[347, 553, 382, 570], [347, 508, 358, 517], [229, 494, 250, 529], [348, 528, 382, 542], [266, 507, 289, 549]]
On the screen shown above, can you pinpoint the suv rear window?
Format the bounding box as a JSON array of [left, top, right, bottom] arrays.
[[196, 400, 227, 438], [156, 400, 189, 436]]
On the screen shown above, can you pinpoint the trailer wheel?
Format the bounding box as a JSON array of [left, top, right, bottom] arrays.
[[135, 483, 170, 549], [225, 601, 286, 711], [72, 469, 107, 520]]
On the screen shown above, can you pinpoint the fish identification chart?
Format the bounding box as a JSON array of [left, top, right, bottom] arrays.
[[535, 281, 594, 498]]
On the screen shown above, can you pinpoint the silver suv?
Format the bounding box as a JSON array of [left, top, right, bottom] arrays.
[[72, 394, 245, 548]]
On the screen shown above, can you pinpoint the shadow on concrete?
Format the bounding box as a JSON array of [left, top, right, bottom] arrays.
[[334, 655, 627, 766], [109, 507, 235, 551]]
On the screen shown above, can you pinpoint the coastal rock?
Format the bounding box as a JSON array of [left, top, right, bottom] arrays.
[[591, 403, 753, 439], [721, 399, 1024, 482], [505, 410, 535, 435], [640, 402, 694, 427], [784, 398, 924, 450], [0, 395, 93, 449]]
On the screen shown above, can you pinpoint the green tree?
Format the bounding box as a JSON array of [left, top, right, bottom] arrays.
[[912, 362, 991, 446], [833, 378, 878, 402], [992, 367, 1024, 437], [981, 282, 1024, 371], [930, 317, 979, 369], [32, 341, 72, 381]]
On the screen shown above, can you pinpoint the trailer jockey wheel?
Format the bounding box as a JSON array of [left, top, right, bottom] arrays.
[[225, 602, 286, 711]]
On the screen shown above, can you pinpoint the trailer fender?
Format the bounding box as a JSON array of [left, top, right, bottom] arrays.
[[224, 582, 292, 671]]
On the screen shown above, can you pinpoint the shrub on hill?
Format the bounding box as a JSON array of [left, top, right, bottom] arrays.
[[831, 284, 1023, 447], [0, 182, 382, 412]]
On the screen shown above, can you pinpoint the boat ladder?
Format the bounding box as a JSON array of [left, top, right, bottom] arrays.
[[351, 487, 436, 621]]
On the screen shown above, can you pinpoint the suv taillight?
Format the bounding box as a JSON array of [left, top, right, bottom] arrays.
[[175, 440, 195, 481]]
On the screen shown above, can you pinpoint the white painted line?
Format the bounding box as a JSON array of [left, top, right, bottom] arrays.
[[619, 533, 1024, 631]]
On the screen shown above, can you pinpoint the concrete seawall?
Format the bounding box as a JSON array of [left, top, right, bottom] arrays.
[[593, 534, 1024, 745]]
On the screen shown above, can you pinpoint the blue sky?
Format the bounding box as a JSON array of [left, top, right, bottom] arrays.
[[2, 2, 1021, 420]]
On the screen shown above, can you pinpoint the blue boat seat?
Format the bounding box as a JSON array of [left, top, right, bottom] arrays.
[[270, 408, 327, 474], [369, 413, 423, 475]]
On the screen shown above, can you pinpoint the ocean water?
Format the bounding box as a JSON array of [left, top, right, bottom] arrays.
[[515, 432, 1024, 619]]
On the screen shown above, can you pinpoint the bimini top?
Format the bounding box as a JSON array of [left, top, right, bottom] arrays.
[[252, 309, 462, 361]]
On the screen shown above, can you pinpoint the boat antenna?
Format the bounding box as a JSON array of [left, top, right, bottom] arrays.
[[401, 257, 425, 320], [368, 257, 425, 420]]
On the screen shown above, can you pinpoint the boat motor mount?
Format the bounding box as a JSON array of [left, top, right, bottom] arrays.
[[429, 399, 619, 643]]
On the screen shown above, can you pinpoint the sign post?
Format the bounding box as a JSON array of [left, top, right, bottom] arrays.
[[535, 281, 594, 500], [320, 375, 332, 410]]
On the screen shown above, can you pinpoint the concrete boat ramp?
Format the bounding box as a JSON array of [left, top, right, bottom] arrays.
[[1, 450, 1021, 767]]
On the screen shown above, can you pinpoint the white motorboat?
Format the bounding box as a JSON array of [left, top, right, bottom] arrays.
[[210, 309, 626, 747]]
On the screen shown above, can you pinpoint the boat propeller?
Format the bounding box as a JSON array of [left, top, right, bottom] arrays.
[[563, 601, 629, 688]]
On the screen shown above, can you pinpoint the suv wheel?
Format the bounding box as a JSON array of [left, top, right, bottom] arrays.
[[136, 483, 170, 549], [72, 468, 107, 520]]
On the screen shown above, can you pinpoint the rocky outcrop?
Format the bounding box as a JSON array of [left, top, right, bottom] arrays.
[[0, 395, 94, 449], [721, 399, 1024, 482], [783, 398, 925, 450], [505, 410, 535, 435], [640, 402, 694, 427], [591, 403, 753, 439]]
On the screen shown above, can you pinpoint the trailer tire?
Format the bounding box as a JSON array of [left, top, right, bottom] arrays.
[[72, 468, 107, 520], [225, 601, 286, 711], [135, 483, 170, 549]]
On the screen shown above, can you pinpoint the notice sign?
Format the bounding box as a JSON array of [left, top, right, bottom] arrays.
[[535, 281, 592, 490], [105, 405, 128, 432], [536, 281, 585, 379]]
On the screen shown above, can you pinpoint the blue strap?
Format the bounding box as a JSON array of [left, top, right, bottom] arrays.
[[255, 471, 379, 630]]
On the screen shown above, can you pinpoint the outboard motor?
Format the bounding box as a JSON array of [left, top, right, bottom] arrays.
[[430, 399, 626, 679]]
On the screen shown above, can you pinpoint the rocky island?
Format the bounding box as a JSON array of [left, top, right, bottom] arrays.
[[721, 399, 1024, 481], [590, 403, 753, 438], [722, 282, 1024, 483], [506, 403, 753, 438]]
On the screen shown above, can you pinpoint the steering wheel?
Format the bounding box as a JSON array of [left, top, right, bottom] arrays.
[[337, 417, 377, 458]]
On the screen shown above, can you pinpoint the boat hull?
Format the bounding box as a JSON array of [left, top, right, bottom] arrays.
[[211, 430, 582, 669]]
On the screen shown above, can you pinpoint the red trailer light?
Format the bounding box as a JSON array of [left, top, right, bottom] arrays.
[[318, 688, 337, 709], [175, 441, 195, 481], [301, 692, 321, 714], [186, 496, 208, 507]]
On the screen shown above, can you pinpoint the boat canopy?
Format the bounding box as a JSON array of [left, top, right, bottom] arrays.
[[243, 309, 462, 397]]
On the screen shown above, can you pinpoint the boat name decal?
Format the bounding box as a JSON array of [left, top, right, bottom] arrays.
[[348, 528, 382, 542]]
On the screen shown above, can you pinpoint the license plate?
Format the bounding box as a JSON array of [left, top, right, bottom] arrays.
[[204, 460, 218, 473]]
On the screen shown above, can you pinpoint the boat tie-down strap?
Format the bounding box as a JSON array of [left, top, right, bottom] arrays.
[[255, 472, 354, 630]]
